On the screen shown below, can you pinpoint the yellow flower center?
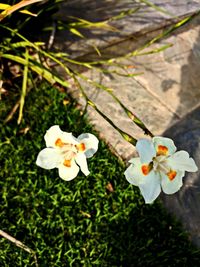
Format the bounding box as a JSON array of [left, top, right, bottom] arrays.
[[141, 164, 152, 175], [157, 145, 168, 156], [141, 155, 177, 182], [55, 138, 65, 147], [63, 159, 71, 167], [76, 143, 86, 152], [167, 170, 177, 181], [55, 138, 86, 168]]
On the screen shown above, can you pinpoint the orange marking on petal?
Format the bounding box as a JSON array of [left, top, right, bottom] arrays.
[[55, 138, 64, 147], [157, 145, 168, 156], [126, 65, 136, 69], [167, 170, 177, 181], [76, 143, 86, 152], [141, 164, 152, 176], [63, 159, 71, 167]]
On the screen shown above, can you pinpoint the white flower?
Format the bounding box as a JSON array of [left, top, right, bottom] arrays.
[[36, 125, 99, 181], [124, 137, 198, 204]]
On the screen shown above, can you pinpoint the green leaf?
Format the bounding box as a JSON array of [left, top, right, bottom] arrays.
[[0, 3, 10, 10], [1, 53, 70, 88], [18, 48, 29, 124], [69, 28, 84, 38]]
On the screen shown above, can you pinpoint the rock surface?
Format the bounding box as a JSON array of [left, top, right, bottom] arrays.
[[63, 13, 200, 160], [162, 107, 200, 246], [54, 0, 200, 60]]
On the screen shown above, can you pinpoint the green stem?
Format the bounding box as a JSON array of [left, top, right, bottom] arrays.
[[18, 48, 29, 124], [74, 76, 137, 146]]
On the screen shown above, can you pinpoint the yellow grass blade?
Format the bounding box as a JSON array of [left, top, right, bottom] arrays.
[[0, 0, 43, 21], [18, 48, 29, 124]]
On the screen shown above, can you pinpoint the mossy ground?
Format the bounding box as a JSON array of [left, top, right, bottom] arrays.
[[1, 83, 200, 266]]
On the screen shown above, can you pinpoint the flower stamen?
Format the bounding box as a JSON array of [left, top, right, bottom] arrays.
[[63, 159, 71, 167], [55, 138, 65, 148], [141, 164, 152, 175], [157, 145, 168, 156], [167, 170, 177, 181], [76, 143, 86, 152]]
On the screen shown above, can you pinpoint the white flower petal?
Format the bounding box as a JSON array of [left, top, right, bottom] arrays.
[[124, 158, 146, 186], [44, 125, 77, 148], [161, 170, 185, 194], [75, 153, 90, 176], [58, 160, 79, 181], [139, 171, 161, 204], [62, 132, 79, 145], [36, 148, 62, 169], [77, 133, 99, 158], [125, 159, 162, 203], [167, 150, 198, 172], [44, 125, 63, 147], [136, 139, 156, 164], [153, 136, 176, 156]]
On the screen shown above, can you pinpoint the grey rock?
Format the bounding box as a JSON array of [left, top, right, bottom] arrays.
[[132, 14, 200, 118], [162, 107, 200, 246], [53, 0, 200, 60]]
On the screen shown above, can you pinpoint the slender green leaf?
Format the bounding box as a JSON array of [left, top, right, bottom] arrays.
[[1, 53, 70, 87], [0, 0, 43, 21], [136, 43, 173, 56], [76, 71, 154, 137], [74, 76, 137, 146], [18, 49, 29, 124], [69, 28, 84, 38], [139, 0, 174, 17]]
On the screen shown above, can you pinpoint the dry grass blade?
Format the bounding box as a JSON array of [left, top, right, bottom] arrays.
[[18, 48, 29, 124], [0, 0, 43, 21], [139, 0, 174, 17], [0, 230, 39, 267], [4, 101, 20, 123]]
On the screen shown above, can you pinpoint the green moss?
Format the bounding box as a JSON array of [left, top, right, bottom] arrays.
[[0, 83, 200, 266]]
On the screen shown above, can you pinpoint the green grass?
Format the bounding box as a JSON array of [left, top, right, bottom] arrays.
[[1, 83, 200, 267]]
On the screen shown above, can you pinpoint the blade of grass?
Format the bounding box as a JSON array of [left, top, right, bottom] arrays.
[[139, 0, 175, 17], [4, 75, 39, 123], [0, 25, 85, 73], [17, 48, 29, 124], [68, 16, 118, 32], [0, 3, 36, 16], [108, 7, 140, 22], [4, 101, 20, 123], [69, 28, 84, 38], [135, 43, 173, 56], [73, 76, 137, 146], [127, 10, 200, 58], [97, 67, 143, 78], [0, 0, 43, 21], [1, 53, 70, 87], [76, 71, 154, 137], [0, 230, 38, 267]]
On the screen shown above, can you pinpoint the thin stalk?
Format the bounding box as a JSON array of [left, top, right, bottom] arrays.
[[76, 71, 154, 137], [0, 229, 38, 267], [0, 0, 43, 21], [1, 53, 69, 87], [139, 0, 174, 17], [18, 48, 29, 124], [126, 10, 200, 58], [73, 76, 137, 146]]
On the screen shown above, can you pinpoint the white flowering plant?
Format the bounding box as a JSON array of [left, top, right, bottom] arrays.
[[124, 137, 198, 204], [36, 125, 99, 181], [36, 126, 198, 204]]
